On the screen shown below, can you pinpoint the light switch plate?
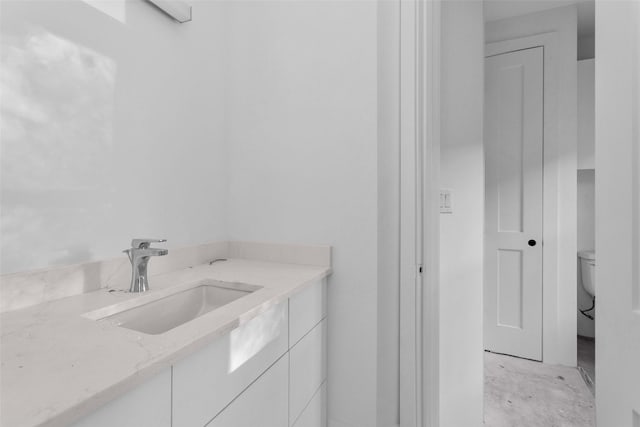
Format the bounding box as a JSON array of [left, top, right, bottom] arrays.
[[440, 189, 453, 214]]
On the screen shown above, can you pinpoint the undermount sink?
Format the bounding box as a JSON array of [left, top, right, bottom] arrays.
[[85, 279, 262, 335]]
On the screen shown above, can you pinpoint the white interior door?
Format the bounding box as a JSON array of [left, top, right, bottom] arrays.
[[484, 47, 544, 361], [596, 2, 640, 425]]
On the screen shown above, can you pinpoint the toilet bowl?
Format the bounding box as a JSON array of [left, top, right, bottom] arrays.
[[578, 250, 596, 297]]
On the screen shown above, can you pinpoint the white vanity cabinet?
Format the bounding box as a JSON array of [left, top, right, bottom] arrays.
[[70, 368, 172, 427], [205, 353, 290, 427], [205, 278, 327, 427], [292, 383, 327, 427], [172, 301, 290, 426], [71, 279, 327, 427], [288, 280, 327, 426]]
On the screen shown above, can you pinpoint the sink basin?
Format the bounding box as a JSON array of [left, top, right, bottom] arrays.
[[85, 280, 261, 335]]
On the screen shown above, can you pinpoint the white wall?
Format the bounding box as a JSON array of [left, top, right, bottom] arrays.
[[577, 169, 595, 337], [439, 1, 484, 426], [486, 5, 578, 367], [577, 171, 594, 252], [0, 0, 228, 274], [2, 2, 396, 426], [377, 0, 401, 425], [595, 2, 640, 425], [578, 34, 595, 60], [223, 2, 380, 427], [578, 59, 595, 169]]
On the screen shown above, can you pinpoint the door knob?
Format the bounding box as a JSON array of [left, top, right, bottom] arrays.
[[528, 239, 537, 247]]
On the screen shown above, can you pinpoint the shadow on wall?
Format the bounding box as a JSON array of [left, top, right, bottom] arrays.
[[2, 0, 231, 275], [1, 19, 117, 273]]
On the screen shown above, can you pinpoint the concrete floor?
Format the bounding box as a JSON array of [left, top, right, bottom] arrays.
[[484, 352, 595, 427], [577, 336, 595, 394]]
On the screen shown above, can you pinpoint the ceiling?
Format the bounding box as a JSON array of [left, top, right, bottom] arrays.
[[484, 0, 595, 38]]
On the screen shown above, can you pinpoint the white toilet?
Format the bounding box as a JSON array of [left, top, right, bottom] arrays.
[[578, 250, 596, 297]]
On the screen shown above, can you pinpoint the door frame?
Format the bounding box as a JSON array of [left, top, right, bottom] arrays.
[[398, 7, 578, 427], [486, 31, 577, 365], [594, 1, 640, 423], [398, 0, 440, 426]]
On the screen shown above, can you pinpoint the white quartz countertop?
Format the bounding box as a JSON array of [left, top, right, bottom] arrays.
[[1, 259, 330, 427]]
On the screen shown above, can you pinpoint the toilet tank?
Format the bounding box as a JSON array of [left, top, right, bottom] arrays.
[[578, 250, 596, 297]]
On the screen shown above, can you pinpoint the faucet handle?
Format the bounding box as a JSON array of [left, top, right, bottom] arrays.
[[131, 238, 167, 249]]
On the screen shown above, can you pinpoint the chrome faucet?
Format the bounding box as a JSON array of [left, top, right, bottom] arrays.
[[123, 239, 168, 293]]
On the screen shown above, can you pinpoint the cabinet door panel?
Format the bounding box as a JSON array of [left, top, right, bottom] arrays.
[[71, 369, 171, 427], [289, 319, 327, 424], [292, 382, 327, 427], [173, 302, 288, 427], [206, 354, 289, 427], [289, 279, 326, 346]]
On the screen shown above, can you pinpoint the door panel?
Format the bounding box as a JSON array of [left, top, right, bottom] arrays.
[[497, 249, 523, 329], [485, 47, 544, 361], [496, 64, 525, 233]]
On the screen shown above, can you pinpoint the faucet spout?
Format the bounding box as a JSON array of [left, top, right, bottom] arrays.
[[135, 248, 169, 257], [124, 239, 168, 293]]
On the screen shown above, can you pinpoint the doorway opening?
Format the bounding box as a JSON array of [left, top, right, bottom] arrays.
[[481, 1, 595, 425]]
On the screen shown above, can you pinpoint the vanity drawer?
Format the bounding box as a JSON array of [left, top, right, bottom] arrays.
[[172, 302, 288, 427], [71, 369, 171, 427], [289, 279, 326, 346], [206, 353, 289, 427], [289, 318, 327, 425], [292, 382, 327, 427]]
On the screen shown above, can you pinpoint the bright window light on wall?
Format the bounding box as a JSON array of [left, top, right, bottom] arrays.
[[82, 0, 127, 23], [146, 0, 192, 23]]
